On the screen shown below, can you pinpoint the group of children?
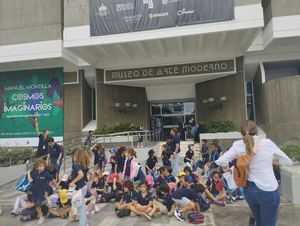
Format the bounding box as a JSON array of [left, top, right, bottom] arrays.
[[11, 139, 246, 225]]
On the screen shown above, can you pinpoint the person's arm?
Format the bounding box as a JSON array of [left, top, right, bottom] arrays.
[[269, 140, 293, 166], [51, 179, 60, 189], [46, 153, 50, 165], [69, 170, 84, 187], [57, 152, 63, 164], [215, 143, 238, 166], [27, 171, 33, 183], [145, 163, 152, 173], [171, 143, 180, 159], [195, 202, 200, 213], [35, 117, 40, 136]]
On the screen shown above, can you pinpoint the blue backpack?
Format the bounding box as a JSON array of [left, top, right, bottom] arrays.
[[16, 174, 30, 192]]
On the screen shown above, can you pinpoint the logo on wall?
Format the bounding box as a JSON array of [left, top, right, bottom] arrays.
[[98, 3, 108, 16], [116, 3, 134, 12], [161, 0, 168, 5], [177, 8, 195, 16]]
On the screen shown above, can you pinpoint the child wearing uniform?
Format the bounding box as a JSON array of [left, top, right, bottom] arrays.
[[200, 139, 210, 175], [115, 180, 137, 217], [130, 181, 153, 220], [209, 143, 220, 170], [145, 149, 158, 175], [27, 160, 60, 224], [165, 167, 176, 183], [46, 137, 63, 179], [98, 148, 107, 172], [212, 139, 222, 155], [115, 147, 126, 174], [184, 144, 194, 168], [48, 189, 71, 218], [161, 144, 171, 167], [206, 172, 226, 204], [109, 148, 117, 173], [149, 183, 175, 218], [177, 171, 187, 189]]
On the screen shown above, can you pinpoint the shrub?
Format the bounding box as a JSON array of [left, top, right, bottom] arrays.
[[94, 121, 140, 135], [281, 139, 300, 162], [203, 120, 236, 133], [0, 147, 35, 167]]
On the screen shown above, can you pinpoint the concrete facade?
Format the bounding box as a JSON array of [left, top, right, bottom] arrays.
[[195, 58, 247, 126], [64, 0, 89, 28], [0, 0, 63, 45], [254, 74, 300, 144]]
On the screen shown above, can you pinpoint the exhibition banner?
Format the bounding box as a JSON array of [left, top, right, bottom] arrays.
[[0, 68, 63, 145], [90, 0, 234, 36]]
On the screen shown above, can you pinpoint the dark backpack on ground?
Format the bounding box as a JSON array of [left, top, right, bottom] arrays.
[[188, 213, 205, 224]]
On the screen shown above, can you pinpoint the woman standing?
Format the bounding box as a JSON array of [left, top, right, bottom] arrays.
[[170, 128, 181, 177], [215, 121, 292, 226], [70, 149, 90, 226]]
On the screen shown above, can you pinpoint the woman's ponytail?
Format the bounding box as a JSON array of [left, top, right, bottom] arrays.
[[241, 121, 257, 155]]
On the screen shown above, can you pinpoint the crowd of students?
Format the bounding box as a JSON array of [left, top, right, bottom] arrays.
[[10, 121, 292, 226]]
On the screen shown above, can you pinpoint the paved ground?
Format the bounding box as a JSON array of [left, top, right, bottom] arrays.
[[1, 145, 300, 226]]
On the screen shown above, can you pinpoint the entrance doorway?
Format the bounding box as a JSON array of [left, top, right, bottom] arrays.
[[150, 101, 196, 140]]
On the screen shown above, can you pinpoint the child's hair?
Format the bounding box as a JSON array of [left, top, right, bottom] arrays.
[[159, 166, 167, 174], [47, 163, 55, 172], [161, 149, 167, 157], [34, 159, 46, 170], [183, 166, 192, 174], [159, 183, 169, 193], [123, 180, 134, 191], [139, 181, 149, 190], [94, 173, 100, 179], [148, 149, 154, 157], [167, 166, 172, 174], [211, 171, 220, 178], [126, 148, 137, 158], [47, 137, 54, 143], [240, 120, 257, 155], [212, 139, 219, 144], [99, 148, 105, 156], [72, 149, 90, 168], [210, 142, 217, 148], [201, 139, 207, 144]]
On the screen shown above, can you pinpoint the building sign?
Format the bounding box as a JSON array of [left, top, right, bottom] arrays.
[[105, 59, 235, 82], [0, 68, 63, 146], [90, 0, 234, 36]]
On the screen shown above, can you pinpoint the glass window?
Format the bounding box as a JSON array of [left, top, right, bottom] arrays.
[[162, 116, 184, 127], [184, 102, 195, 114], [151, 104, 161, 115], [162, 102, 184, 115]]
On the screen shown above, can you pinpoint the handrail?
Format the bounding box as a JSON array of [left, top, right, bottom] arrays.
[[93, 130, 151, 137]]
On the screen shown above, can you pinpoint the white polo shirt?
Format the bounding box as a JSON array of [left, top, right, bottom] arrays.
[[215, 136, 293, 191]]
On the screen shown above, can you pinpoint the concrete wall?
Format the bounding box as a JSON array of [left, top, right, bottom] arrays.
[[0, 0, 63, 45], [64, 0, 89, 27], [235, 0, 261, 6], [96, 73, 149, 129], [271, 0, 300, 17], [82, 71, 92, 127], [63, 71, 82, 141], [195, 58, 247, 126], [254, 75, 300, 144]]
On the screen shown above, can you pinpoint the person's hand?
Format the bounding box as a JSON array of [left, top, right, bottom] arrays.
[[69, 182, 75, 188]]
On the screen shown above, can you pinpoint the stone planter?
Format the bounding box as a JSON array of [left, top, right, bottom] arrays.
[[281, 166, 300, 204]]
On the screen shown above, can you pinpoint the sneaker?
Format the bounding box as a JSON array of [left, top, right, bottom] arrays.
[[115, 208, 120, 214], [174, 209, 185, 222], [226, 197, 235, 204], [37, 216, 45, 224], [141, 212, 152, 220], [10, 210, 19, 216], [236, 196, 244, 201]]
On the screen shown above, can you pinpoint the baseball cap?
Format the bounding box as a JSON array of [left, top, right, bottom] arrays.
[[110, 148, 118, 153], [178, 171, 186, 177], [60, 189, 68, 204], [185, 175, 194, 183]]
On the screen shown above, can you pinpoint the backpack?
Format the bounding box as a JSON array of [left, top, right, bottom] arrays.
[[187, 212, 205, 224], [145, 174, 154, 188], [16, 174, 30, 192], [233, 137, 261, 187], [167, 182, 176, 192]]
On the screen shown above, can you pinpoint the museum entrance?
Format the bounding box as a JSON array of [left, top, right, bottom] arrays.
[[150, 101, 196, 140]]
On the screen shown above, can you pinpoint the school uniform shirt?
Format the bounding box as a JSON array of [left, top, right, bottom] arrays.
[[38, 134, 48, 151], [124, 158, 133, 177], [210, 151, 220, 169], [30, 170, 53, 201], [110, 156, 116, 173], [48, 143, 62, 163], [171, 134, 181, 154], [145, 156, 158, 173], [98, 156, 107, 170], [71, 164, 86, 190], [184, 150, 194, 163], [134, 191, 153, 206], [162, 153, 171, 167], [155, 176, 166, 188], [177, 182, 187, 189], [216, 144, 222, 155], [123, 190, 138, 204], [115, 154, 126, 173], [171, 188, 200, 203], [135, 168, 146, 182], [162, 193, 174, 211], [201, 145, 210, 162], [215, 136, 292, 191], [91, 180, 105, 194], [206, 179, 224, 196], [47, 168, 57, 180], [92, 148, 100, 165]]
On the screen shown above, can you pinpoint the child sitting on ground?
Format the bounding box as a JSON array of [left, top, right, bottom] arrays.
[[177, 171, 187, 189], [145, 149, 158, 176], [149, 183, 175, 218], [130, 181, 153, 220], [208, 143, 220, 170], [98, 148, 107, 173], [109, 148, 117, 173], [165, 166, 176, 183], [48, 189, 71, 218], [206, 172, 226, 204], [90, 172, 105, 201], [183, 166, 199, 184], [115, 180, 137, 218], [161, 144, 171, 167], [11, 186, 34, 216], [155, 166, 168, 188], [200, 139, 210, 175]]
